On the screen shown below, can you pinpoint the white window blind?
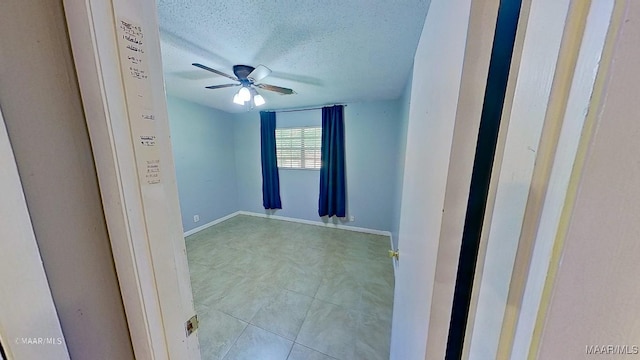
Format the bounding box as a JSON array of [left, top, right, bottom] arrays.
[[275, 126, 322, 169]]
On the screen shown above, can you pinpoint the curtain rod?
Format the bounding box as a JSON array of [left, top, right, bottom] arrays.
[[270, 104, 347, 113]]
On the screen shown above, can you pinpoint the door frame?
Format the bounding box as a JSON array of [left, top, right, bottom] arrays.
[[462, 0, 620, 358], [0, 107, 70, 360], [61, 0, 617, 359], [63, 0, 199, 358], [422, 0, 500, 358], [519, 1, 623, 357]]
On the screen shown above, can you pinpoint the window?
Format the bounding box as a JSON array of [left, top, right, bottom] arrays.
[[275, 126, 322, 169]]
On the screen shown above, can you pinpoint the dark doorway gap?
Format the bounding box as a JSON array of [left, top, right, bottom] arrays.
[[445, 0, 523, 358], [0, 337, 6, 359]]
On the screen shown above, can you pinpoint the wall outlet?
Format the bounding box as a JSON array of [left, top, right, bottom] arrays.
[[349, 215, 355, 222], [193, 215, 200, 223]]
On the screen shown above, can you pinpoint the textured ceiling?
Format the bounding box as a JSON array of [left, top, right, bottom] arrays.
[[157, 0, 430, 113]]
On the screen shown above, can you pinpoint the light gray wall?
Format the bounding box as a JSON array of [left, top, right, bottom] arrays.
[[167, 96, 239, 232], [233, 111, 263, 216], [391, 75, 412, 248], [345, 101, 404, 231], [233, 100, 404, 232], [0, 0, 134, 358]]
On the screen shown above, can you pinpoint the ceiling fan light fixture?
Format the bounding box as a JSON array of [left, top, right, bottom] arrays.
[[254, 93, 265, 107], [192, 63, 295, 106], [238, 86, 251, 102], [233, 93, 244, 105]]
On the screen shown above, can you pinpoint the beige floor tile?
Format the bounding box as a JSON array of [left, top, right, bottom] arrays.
[[315, 273, 362, 310], [192, 269, 244, 307], [198, 308, 247, 360], [287, 343, 337, 360], [296, 299, 358, 360], [360, 278, 395, 321], [186, 228, 220, 245], [214, 276, 279, 322], [187, 240, 221, 265], [276, 263, 322, 297], [187, 216, 394, 360], [188, 260, 214, 287], [354, 312, 392, 360], [251, 289, 313, 340], [223, 325, 292, 360]]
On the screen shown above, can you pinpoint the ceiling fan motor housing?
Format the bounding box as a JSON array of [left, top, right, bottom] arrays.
[[233, 65, 256, 84]]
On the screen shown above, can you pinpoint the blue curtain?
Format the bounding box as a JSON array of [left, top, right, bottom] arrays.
[[260, 111, 282, 209], [318, 105, 346, 217]]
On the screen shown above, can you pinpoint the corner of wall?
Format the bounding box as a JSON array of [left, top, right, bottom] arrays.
[[166, 98, 243, 232], [391, 73, 414, 249]]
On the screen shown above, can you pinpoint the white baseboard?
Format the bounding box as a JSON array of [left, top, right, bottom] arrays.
[[238, 211, 392, 237], [185, 211, 395, 277], [183, 211, 241, 237]]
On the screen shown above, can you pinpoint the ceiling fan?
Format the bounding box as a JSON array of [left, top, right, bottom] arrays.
[[192, 63, 296, 107]]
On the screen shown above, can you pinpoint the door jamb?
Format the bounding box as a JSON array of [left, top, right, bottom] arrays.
[[527, 1, 625, 357], [62, 0, 199, 358], [461, 0, 620, 358]]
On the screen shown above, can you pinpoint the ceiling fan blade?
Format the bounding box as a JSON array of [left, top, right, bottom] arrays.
[[205, 83, 240, 90], [256, 83, 296, 95], [247, 65, 271, 82], [192, 63, 238, 81]]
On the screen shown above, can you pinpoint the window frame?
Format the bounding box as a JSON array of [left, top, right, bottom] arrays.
[[275, 125, 322, 170]]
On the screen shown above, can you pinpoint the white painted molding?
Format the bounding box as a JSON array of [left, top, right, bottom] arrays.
[[512, 1, 616, 357], [63, 0, 200, 357], [183, 211, 241, 237], [239, 211, 392, 237], [184, 210, 397, 277], [243, 211, 397, 276], [184, 211, 398, 279], [184, 210, 395, 240]]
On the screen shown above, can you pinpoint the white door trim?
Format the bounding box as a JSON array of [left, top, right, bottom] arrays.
[[0, 107, 70, 360], [508, 1, 616, 357], [62, 0, 199, 358], [463, 0, 618, 358], [464, 0, 573, 357]]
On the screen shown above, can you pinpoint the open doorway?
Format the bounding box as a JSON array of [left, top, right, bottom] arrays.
[[153, 1, 428, 359], [63, 0, 503, 357], [163, 104, 402, 360], [53, 0, 624, 357]]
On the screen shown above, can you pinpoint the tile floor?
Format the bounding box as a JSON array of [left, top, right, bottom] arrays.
[[186, 215, 395, 360]]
